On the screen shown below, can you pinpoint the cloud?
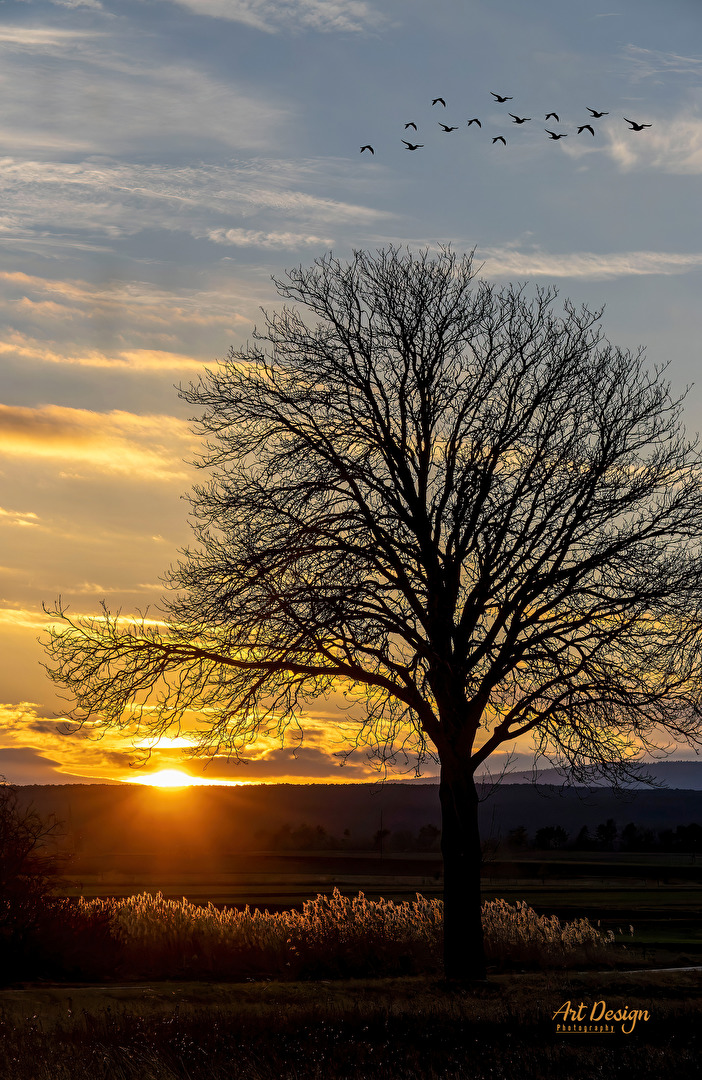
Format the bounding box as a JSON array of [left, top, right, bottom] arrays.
[[0, 27, 103, 49], [50, 0, 105, 9], [0, 507, 40, 527], [0, 404, 195, 481], [169, 0, 385, 34], [0, 699, 395, 784], [0, 608, 52, 632], [621, 44, 702, 82], [0, 746, 74, 785], [0, 158, 385, 261], [206, 227, 334, 248], [0, 44, 288, 158], [0, 269, 258, 368], [478, 246, 702, 280], [597, 114, 702, 175], [0, 336, 206, 372]]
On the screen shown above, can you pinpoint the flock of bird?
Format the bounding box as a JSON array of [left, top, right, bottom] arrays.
[[359, 92, 652, 154]]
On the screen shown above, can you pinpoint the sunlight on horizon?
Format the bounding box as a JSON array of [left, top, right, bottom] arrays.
[[127, 768, 245, 788]]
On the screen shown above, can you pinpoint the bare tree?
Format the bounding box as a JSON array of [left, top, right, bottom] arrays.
[[0, 780, 65, 938], [44, 246, 702, 980]]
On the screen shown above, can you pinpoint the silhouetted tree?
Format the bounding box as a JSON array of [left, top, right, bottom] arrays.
[[573, 825, 594, 851], [676, 823, 702, 853], [373, 827, 391, 854], [44, 246, 702, 980], [534, 825, 569, 850], [416, 823, 441, 852], [0, 780, 65, 946], [506, 826, 529, 850], [620, 822, 643, 851], [595, 818, 618, 850]]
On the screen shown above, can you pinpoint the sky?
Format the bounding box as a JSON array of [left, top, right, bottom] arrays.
[[2, 0, 702, 786]]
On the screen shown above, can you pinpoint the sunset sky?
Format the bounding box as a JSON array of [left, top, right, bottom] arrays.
[[2, 0, 702, 785]]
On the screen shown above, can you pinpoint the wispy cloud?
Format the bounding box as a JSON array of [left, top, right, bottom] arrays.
[[0, 404, 195, 481], [0, 270, 249, 323], [621, 44, 702, 82], [0, 158, 385, 260], [0, 48, 288, 157], [0, 507, 41, 528], [0, 336, 206, 372], [479, 246, 702, 280], [50, 0, 105, 9], [206, 227, 333, 248], [169, 0, 386, 34], [0, 27, 103, 49]]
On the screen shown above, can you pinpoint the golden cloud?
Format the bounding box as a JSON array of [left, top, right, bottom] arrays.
[[0, 403, 195, 481], [0, 336, 205, 370]]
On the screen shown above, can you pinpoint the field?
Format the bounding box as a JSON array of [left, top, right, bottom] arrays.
[[57, 848, 702, 964], [3, 851, 701, 1078], [1, 969, 700, 1079]]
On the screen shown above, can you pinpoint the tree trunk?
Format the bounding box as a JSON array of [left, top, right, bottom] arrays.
[[439, 757, 486, 981]]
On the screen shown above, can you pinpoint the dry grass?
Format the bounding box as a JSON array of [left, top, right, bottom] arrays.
[[64, 888, 612, 979]]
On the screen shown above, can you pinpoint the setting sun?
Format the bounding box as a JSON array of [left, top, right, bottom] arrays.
[[133, 769, 197, 788]]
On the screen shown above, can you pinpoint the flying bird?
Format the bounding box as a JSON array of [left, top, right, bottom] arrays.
[[509, 114, 531, 124], [577, 125, 595, 136], [402, 140, 424, 150], [439, 123, 459, 132], [360, 145, 374, 154], [432, 97, 446, 107], [545, 112, 559, 122], [467, 118, 481, 127], [404, 122, 417, 130], [624, 117, 652, 131], [587, 108, 608, 117], [490, 92, 512, 102], [545, 129, 567, 139], [492, 136, 506, 145]]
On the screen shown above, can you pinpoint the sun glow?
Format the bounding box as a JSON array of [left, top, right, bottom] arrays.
[[126, 768, 248, 787], [132, 768, 198, 788]]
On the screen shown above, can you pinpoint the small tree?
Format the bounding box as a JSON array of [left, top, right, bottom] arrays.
[[595, 818, 618, 851], [0, 780, 65, 942], [534, 825, 569, 850], [44, 246, 702, 980]]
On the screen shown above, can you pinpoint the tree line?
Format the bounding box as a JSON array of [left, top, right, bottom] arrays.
[[505, 819, 702, 853], [254, 817, 702, 855], [254, 821, 442, 853]]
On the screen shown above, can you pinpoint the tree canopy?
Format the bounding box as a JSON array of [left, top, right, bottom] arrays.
[[45, 246, 702, 780]]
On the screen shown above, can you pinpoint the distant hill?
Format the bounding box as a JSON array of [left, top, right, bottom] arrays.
[[476, 760, 702, 790], [14, 772, 702, 860]]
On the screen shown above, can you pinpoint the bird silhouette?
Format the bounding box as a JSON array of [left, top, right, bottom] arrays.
[[492, 136, 506, 145], [509, 114, 531, 124], [545, 112, 559, 122], [491, 92, 512, 102], [587, 108, 608, 118], [404, 122, 417, 130], [360, 145, 374, 154], [624, 117, 652, 131], [439, 123, 458, 132], [402, 140, 424, 150], [432, 97, 446, 107], [577, 125, 595, 136], [545, 130, 567, 139], [467, 118, 481, 127]]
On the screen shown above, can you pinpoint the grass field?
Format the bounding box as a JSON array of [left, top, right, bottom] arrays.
[[57, 866, 702, 961], [5, 856, 701, 1079], [1, 969, 700, 1079]]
